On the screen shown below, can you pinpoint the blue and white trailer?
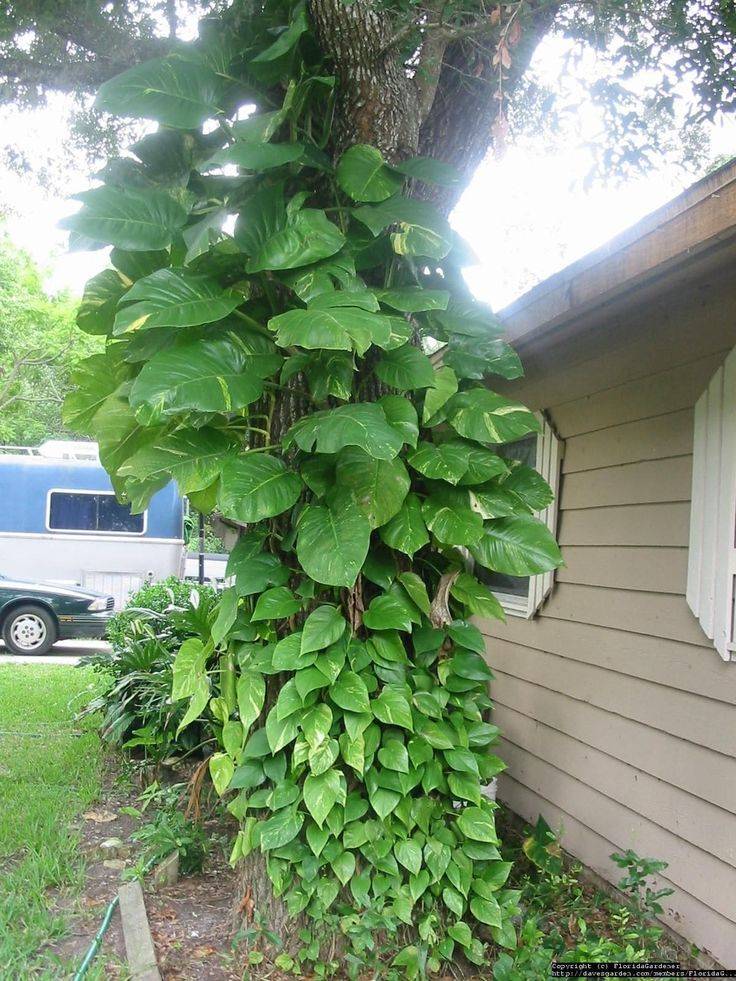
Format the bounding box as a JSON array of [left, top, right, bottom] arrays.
[[0, 442, 185, 609]]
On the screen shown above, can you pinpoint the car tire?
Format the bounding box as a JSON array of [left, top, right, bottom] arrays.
[[1, 604, 58, 656]]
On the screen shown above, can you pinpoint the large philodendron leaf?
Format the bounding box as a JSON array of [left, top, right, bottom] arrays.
[[296, 500, 371, 587], [444, 336, 523, 381], [470, 515, 564, 576], [62, 354, 131, 431], [377, 287, 450, 313], [113, 269, 241, 334], [445, 390, 540, 445], [353, 197, 453, 260], [378, 493, 429, 556], [336, 145, 404, 203], [375, 344, 436, 390], [60, 186, 188, 251], [269, 306, 391, 355], [247, 209, 345, 272], [119, 427, 236, 495], [332, 447, 410, 528], [129, 337, 276, 423], [95, 56, 224, 128], [77, 269, 130, 335], [218, 455, 303, 523], [408, 440, 508, 486], [422, 488, 484, 547], [285, 403, 404, 460], [204, 142, 304, 171]]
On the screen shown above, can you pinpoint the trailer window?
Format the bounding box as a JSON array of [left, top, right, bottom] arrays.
[[48, 491, 145, 534]]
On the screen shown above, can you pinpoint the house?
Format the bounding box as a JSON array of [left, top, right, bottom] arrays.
[[481, 160, 736, 964]]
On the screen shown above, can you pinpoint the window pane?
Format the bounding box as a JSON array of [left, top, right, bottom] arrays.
[[49, 492, 96, 531], [97, 495, 144, 533], [49, 492, 144, 534]]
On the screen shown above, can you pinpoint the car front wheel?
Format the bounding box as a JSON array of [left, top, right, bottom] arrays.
[[2, 605, 57, 656]]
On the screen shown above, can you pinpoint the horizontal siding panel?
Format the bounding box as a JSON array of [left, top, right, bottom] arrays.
[[556, 545, 688, 593], [542, 583, 708, 645], [499, 775, 736, 965], [487, 643, 735, 754], [496, 706, 736, 866], [479, 614, 736, 704], [563, 410, 694, 473], [558, 502, 690, 546], [508, 272, 736, 407], [550, 353, 726, 438], [499, 742, 736, 922], [560, 457, 692, 510], [489, 674, 736, 813]]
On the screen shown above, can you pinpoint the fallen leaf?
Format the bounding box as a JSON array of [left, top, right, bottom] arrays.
[[83, 809, 117, 823]]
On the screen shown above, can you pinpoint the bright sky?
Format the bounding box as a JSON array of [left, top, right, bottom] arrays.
[[2, 34, 734, 312]]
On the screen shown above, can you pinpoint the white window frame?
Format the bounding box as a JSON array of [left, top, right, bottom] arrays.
[[482, 413, 563, 619], [46, 488, 148, 537], [687, 347, 736, 662]]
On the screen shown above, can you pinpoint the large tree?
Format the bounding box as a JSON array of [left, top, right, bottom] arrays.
[[0, 229, 98, 445], [59, 1, 734, 976]]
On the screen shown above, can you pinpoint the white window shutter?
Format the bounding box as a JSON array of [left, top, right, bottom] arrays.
[[687, 347, 736, 661]]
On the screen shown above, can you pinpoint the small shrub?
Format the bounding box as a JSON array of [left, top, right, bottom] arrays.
[[126, 782, 209, 876], [105, 576, 218, 654], [81, 578, 220, 760]]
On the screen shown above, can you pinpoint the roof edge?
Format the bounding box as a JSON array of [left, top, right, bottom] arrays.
[[497, 157, 736, 346]]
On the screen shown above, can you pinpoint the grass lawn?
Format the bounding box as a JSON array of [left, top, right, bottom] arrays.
[[0, 663, 107, 977]]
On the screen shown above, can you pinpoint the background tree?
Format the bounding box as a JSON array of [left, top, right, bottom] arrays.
[[0, 229, 98, 444], [59, 1, 735, 975]]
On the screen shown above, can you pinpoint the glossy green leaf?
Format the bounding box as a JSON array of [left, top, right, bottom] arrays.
[[120, 427, 234, 495], [336, 144, 403, 202], [394, 838, 422, 875], [209, 752, 235, 796], [303, 768, 345, 827], [218, 454, 302, 523], [251, 587, 301, 621], [371, 687, 413, 730], [397, 573, 431, 615], [172, 638, 207, 700], [61, 186, 188, 251], [446, 389, 540, 445], [129, 338, 269, 422], [113, 269, 240, 333], [450, 573, 505, 621], [330, 670, 371, 714], [270, 306, 390, 355], [205, 141, 303, 170], [422, 365, 458, 424], [253, 2, 308, 60], [457, 806, 499, 843], [470, 894, 502, 927], [95, 56, 222, 128], [259, 806, 304, 850], [470, 516, 563, 576], [378, 287, 450, 313], [422, 490, 484, 546], [301, 605, 346, 655], [296, 501, 371, 587], [379, 493, 429, 556], [353, 196, 453, 260], [286, 403, 403, 460], [378, 740, 409, 773], [248, 209, 345, 272], [333, 447, 410, 528], [364, 592, 416, 632], [379, 395, 419, 447], [77, 268, 129, 335], [408, 441, 471, 485], [237, 670, 266, 729], [375, 344, 436, 390]]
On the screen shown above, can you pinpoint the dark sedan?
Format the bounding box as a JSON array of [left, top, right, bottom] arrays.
[[0, 574, 114, 655]]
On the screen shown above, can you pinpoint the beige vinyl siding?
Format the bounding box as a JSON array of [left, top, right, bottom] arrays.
[[483, 274, 736, 965]]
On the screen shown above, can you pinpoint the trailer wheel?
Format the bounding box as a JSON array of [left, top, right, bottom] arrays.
[[2, 604, 57, 655]]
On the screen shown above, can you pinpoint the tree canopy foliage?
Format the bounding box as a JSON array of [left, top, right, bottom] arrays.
[[0, 230, 98, 445], [1, 0, 734, 186]]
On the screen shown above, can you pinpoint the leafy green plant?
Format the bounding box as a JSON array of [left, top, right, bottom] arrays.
[[105, 577, 218, 654], [63, 6, 565, 970], [611, 849, 675, 918]]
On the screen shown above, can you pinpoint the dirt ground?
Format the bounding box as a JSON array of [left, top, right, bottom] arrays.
[[45, 766, 241, 980]]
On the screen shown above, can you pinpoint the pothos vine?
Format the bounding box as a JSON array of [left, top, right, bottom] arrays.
[[63, 3, 562, 975]]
